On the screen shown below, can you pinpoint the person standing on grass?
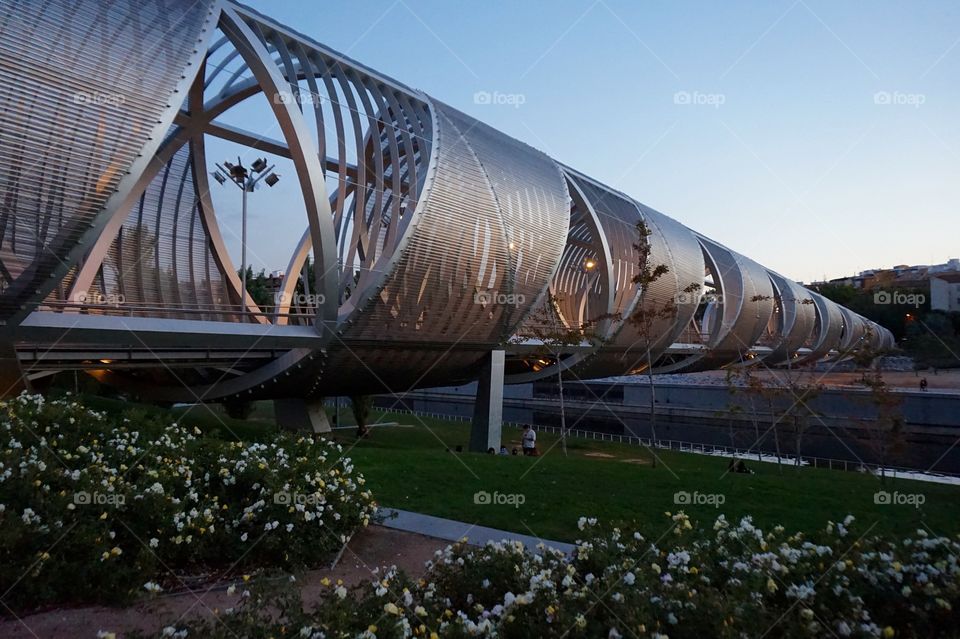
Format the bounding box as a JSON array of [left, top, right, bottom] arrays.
[[522, 425, 537, 456]]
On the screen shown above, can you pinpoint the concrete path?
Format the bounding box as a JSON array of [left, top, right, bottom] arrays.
[[379, 508, 575, 554]]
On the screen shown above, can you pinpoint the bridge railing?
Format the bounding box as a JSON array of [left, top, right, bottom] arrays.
[[38, 300, 320, 323]]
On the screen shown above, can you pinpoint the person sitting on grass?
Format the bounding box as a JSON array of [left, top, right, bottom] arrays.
[[521, 425, 537, 456], [728, 458, 753, 474], [499, 446, 509, 455]]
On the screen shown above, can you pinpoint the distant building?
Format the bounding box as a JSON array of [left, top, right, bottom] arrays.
[[931, 273, 960, 313], [812, 258, 960, 298]]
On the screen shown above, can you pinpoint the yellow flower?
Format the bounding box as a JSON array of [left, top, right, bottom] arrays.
[[882, 627, 895, 638], [766, 578, 777, 593], [368, 625, 378, 633], [384, 602, 400, 615]]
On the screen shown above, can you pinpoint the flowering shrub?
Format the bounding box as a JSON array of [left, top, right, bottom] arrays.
[[151, 513, 958, 638], [0, 393, 376, 612]]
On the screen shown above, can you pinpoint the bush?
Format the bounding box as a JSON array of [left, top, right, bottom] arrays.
[[0, 393, 377, 612], [145, 513, 959, 638]]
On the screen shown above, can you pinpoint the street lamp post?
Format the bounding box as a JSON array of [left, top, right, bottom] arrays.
[[212, 157, 280, 322]]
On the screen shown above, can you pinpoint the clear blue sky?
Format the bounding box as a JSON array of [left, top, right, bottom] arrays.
[[219, 0, 959, 283]]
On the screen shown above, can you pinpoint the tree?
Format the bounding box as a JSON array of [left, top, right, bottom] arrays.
[[622, 220, 700, 466], [738, 365, 785, 471], [777, 369, 824, 469], [858, 370, 907, 483], [238, 266, 273, 311], [721, 367, 752, 452], [518, 291, 598, 455], [350, 395, 374, 439]]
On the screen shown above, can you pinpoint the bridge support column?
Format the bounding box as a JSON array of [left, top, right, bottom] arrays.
[[274, 398, 332, 434], [470, 350, 504, 452], [0, 339, 28, 398]]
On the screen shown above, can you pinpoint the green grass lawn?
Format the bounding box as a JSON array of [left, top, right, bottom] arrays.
[[325, 411, 960, 543], [75, 395, 960, 544]]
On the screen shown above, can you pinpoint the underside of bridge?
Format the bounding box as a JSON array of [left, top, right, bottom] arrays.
[[0, 0, 894, 410]]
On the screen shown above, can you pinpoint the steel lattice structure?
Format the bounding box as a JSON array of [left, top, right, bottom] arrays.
[[0, 0, 894, 403]]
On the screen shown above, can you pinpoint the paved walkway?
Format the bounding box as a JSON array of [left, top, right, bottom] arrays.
[[379, 508, 575, 554]]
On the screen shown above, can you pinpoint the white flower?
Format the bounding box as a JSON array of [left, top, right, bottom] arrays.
[[143, 581, 162, 593], [335, 585, 347, 599]]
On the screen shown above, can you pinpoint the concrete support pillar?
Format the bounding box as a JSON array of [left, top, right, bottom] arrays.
[[0, 339, 28, 398], [470, 349, 504, 452], [274, 398, 332, 434]]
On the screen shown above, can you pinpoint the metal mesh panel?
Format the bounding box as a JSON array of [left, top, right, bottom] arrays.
[[0, 0, 214, 318]]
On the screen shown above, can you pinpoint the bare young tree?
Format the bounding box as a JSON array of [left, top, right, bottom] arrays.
[[858, 369, 907, 483], [738, 365, 784, 471], [622, 220, 698, 451], [518, 291, 599, 455], [778, 369, 825, 468]]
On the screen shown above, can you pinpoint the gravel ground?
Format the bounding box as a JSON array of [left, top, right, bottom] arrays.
[[0, 525, 445, 639]]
